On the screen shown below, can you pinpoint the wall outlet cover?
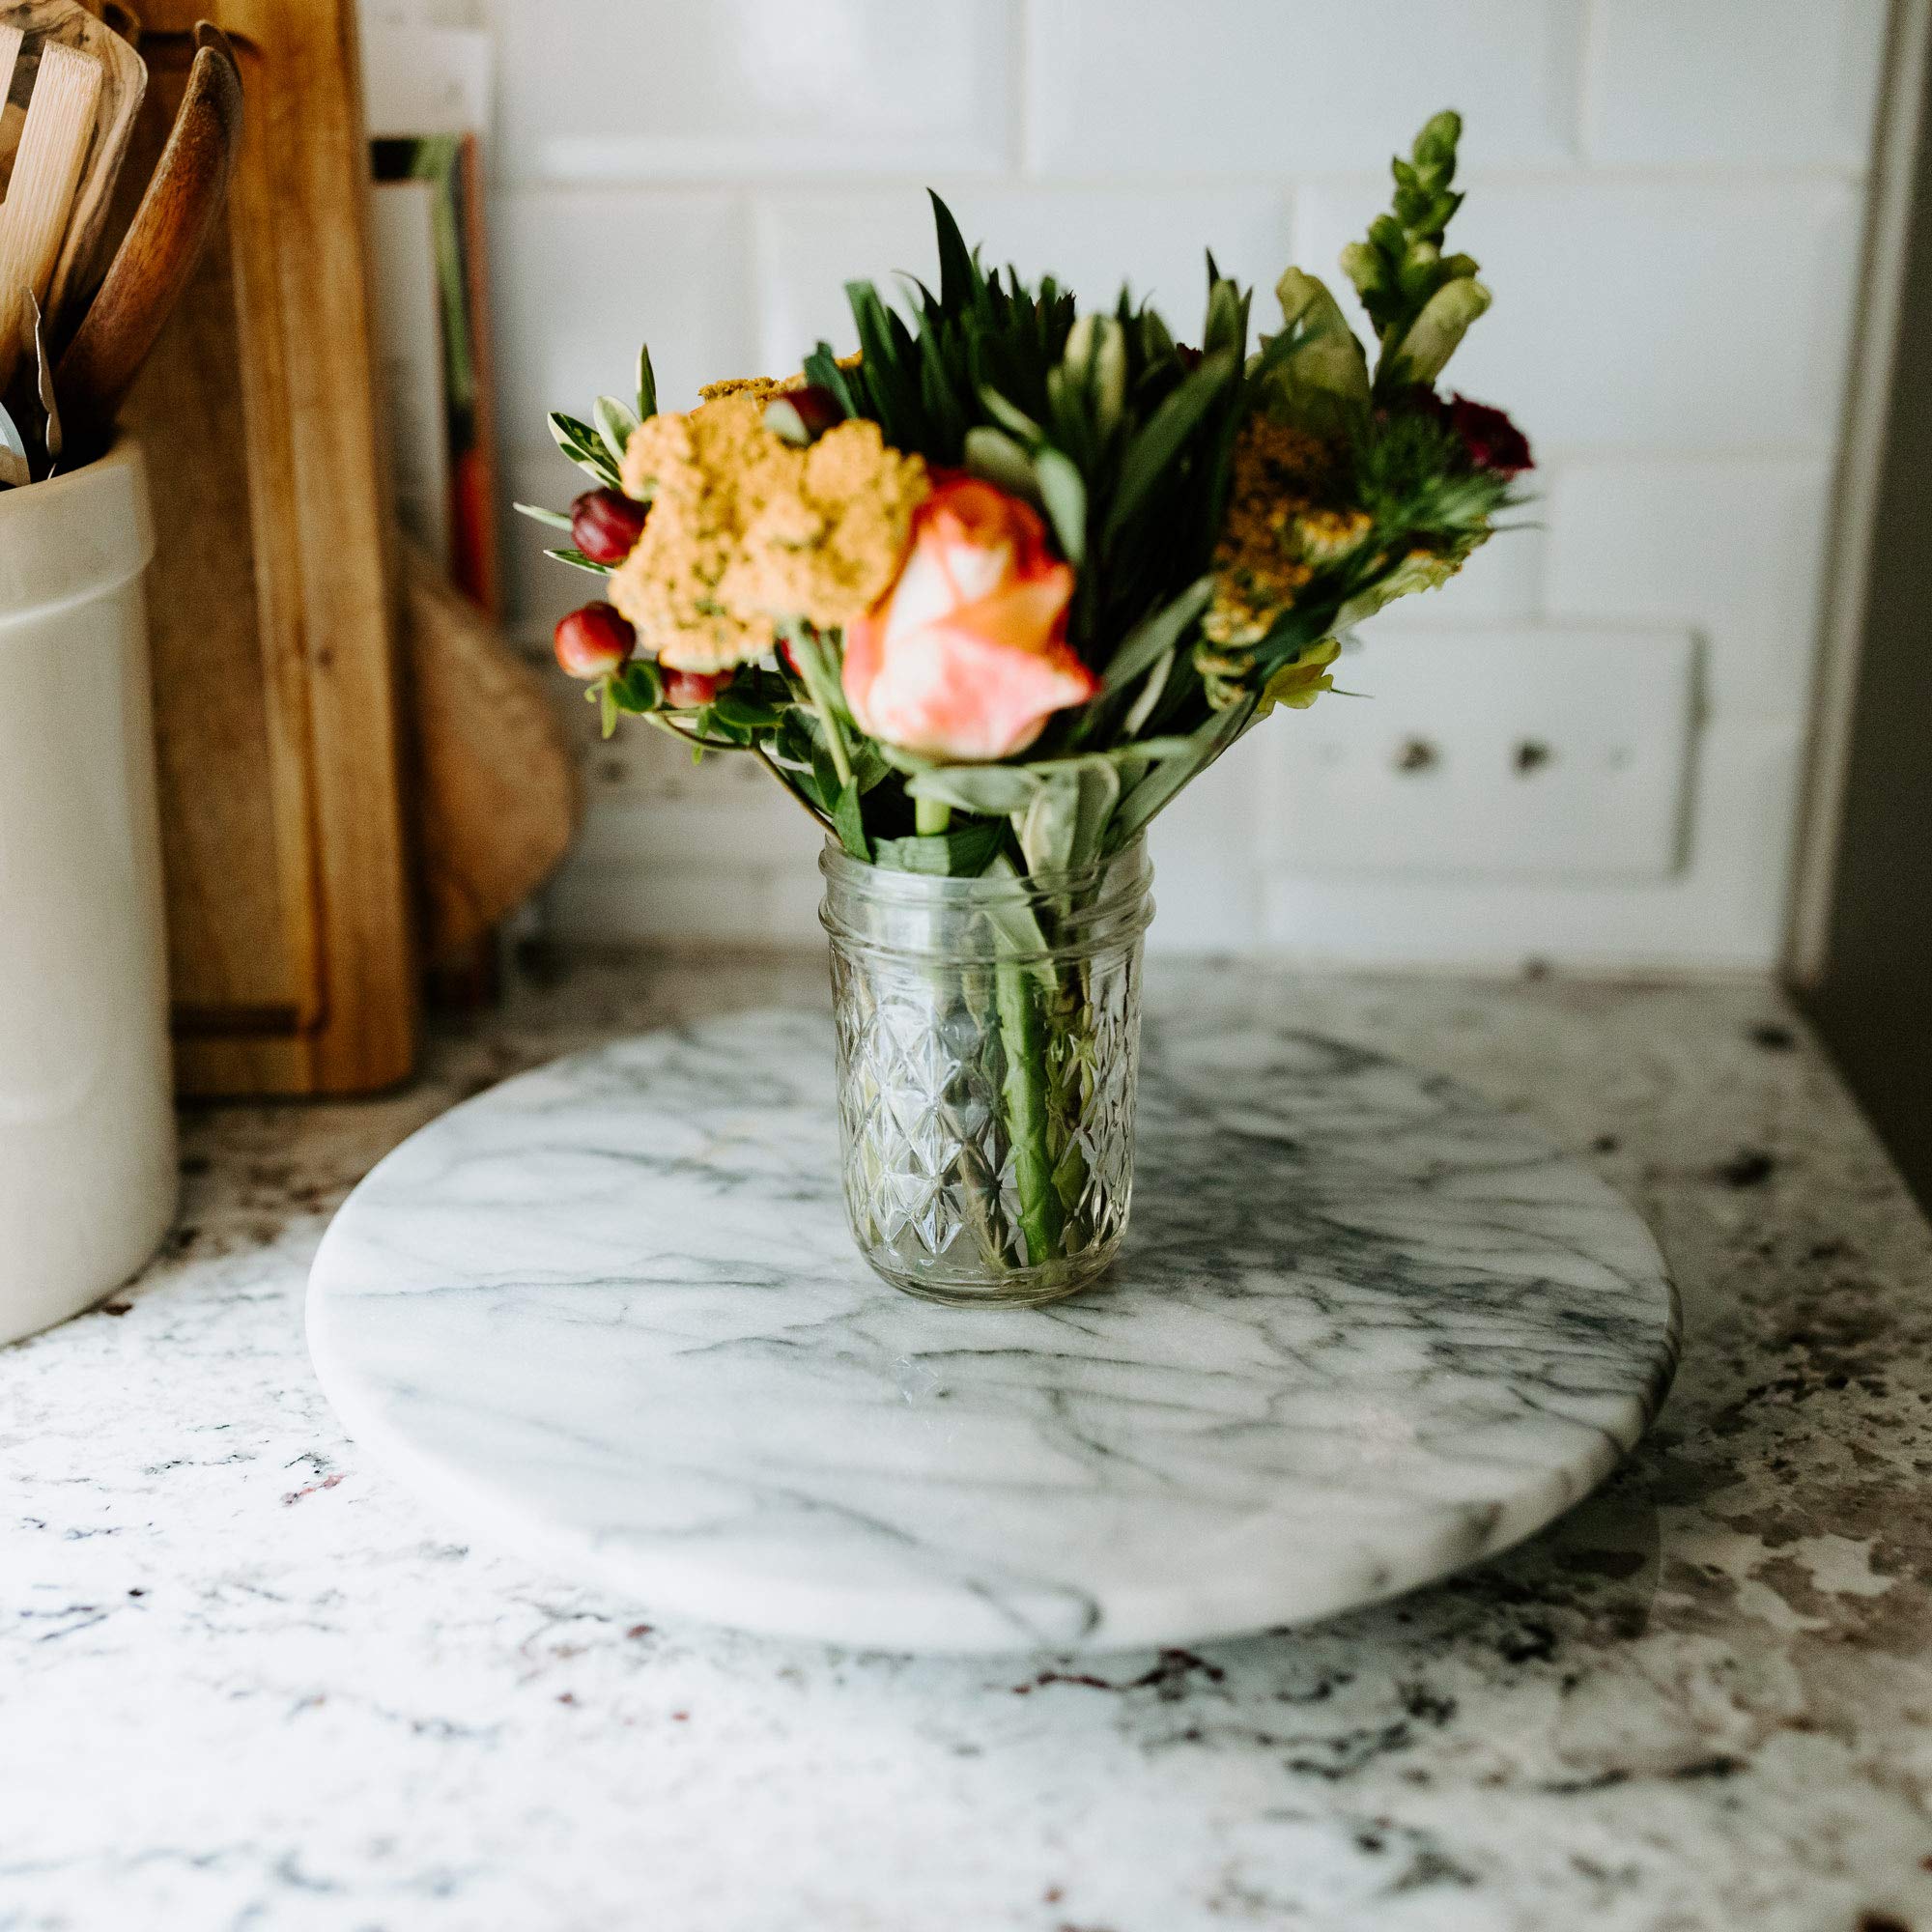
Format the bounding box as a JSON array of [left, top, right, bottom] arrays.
[[1264, 626, 1699, 882]]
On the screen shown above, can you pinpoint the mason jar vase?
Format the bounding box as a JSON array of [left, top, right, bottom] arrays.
[[820, 838, 1154, 1307]]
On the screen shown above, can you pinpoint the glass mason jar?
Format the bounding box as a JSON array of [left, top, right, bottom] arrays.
[[820, 838, 1154, 1307]]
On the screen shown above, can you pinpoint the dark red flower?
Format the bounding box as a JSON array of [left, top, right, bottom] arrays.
[[1446, 395, 1533, 476]]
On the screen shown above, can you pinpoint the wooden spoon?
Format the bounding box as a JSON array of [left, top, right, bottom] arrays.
[[54, 19, 239, 447]]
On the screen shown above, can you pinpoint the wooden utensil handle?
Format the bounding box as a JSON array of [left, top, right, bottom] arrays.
[[55, 24, 242, 440], [0, 41, 102, 391]]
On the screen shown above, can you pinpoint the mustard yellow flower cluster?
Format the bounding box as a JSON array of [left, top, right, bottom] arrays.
[[611, 388, 928, 672], [1203, 415, 1370, 651]]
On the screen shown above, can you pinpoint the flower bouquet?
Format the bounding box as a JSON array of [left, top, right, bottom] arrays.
[[521, 111, 1530, 1307]]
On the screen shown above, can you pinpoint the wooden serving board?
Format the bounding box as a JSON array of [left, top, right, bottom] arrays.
[[122, 0, 417, 1094]]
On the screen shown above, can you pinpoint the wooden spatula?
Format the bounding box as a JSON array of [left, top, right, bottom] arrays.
[[0, 39, 99, 391], [55, 20, 239, 450]]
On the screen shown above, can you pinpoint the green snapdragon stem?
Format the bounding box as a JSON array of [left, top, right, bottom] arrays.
[[915, 797, 952, 836], [996, 953, 1063, 1267]]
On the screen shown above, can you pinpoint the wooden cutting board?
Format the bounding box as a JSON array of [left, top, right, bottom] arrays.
[[122, 0, 415, 1095], [111, 0, 580, 1094]]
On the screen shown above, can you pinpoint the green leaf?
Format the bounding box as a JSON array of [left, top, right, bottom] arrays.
[[611, 659, 663, 713], [917, 325, 971, 457], [1121, 649, 1174, 738], [710, 683, 783, 731], [1033, 446, 1086, 564], [1102, 349, 1236, 547], [1202, 276, 1247, 361], [1016, 760, 1120, 873], [513, 501, 572, 530], [904, 764, 1043, 818], [831, 779, 869, 861], [544, 546, 612, 576], [962, 425, 1043, 504], [846, 279, 919, 443], [773, 705, 821, 770], [1100, 577, 1213, 692], [979, 385, 1044, 443], [871, 820, 1006, 876], [929, 189, 980, 311], [549, 411, 621, 487], [594, 395, 639, 465], [635, 344, 658, 423], [803, 341, 859, 418]]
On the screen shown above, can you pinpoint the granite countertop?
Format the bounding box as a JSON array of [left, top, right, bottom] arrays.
[[5, 952, 1930, 1932]]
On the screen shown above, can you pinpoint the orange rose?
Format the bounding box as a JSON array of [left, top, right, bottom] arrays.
[[841, 475, 1094, 762]]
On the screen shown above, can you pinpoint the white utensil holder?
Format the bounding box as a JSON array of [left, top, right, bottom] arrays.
[[0, 441, 174, 1345]]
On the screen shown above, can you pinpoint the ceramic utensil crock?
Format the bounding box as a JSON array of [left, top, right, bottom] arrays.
[[0, 440, 173, 1344]]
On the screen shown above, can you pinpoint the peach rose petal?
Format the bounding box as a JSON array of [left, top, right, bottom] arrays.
[[842, 475, 1097, 763], [846, 608, 1094, 763]]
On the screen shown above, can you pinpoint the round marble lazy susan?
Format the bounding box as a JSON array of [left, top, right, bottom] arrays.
[[306, 1007, 1678, 1656]]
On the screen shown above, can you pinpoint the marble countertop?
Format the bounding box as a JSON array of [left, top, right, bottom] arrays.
[[5, 951, 1930, 1932]]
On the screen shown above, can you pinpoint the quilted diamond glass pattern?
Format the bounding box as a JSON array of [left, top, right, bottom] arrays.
[[822, 842, 1151, 1306]]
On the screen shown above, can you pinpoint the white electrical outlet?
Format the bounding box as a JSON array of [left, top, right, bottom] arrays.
[[1264, 627, 1698, 881]]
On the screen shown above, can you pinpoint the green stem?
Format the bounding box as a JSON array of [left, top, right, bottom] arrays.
[[788, 629, 854, 789], [996, 956, 1064, 1266], [644, 714, 758, 753], [915, 797, 952, 836], [752, 742, 835, 833]]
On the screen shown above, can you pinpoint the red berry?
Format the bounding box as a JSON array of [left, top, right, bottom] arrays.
[[554, 602, 635, 679], [663, 667, 732, 709], [569, 488, 648, 564]]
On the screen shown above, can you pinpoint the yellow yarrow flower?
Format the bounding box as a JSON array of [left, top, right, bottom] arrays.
[[611, 389, 926, 672], [1204, 415, 1368, 649]]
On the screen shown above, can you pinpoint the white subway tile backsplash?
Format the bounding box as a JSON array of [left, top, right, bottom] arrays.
[[492, 0, 1015, 184], [752, 185, 1294, 377], [492, 188, 754, 452], [1145, 732, 1267, 953], [1585, 0, 1888, 168], [1545, 460, 1832, 720], [573, 778, 820, 872], [1295, 177, 1862, 452], [550, 860, 788, 946], [1025, 0, 1582, 178]]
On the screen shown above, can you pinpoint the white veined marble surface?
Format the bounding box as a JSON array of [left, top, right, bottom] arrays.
[[4, 954, 1930, 1932], [307, 1009, 1677, 1655]]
